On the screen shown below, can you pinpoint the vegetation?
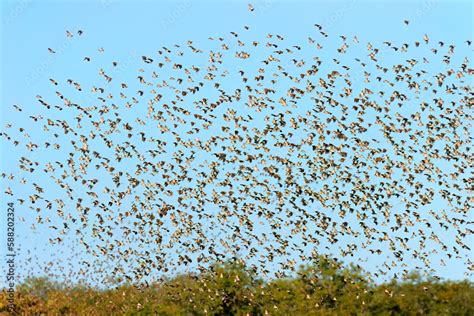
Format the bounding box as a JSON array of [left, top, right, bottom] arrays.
[[1, 257, 473, 315]]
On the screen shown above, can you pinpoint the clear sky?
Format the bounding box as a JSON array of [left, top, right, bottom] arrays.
[[1, 0, 473, 286]]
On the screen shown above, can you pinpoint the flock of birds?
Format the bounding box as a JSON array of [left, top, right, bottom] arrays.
[[2, 5, 473, 286]]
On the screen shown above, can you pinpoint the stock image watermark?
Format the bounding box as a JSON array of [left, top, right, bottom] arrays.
[[5, 202, 16, 312], [2, 0, 31, 26], [160, 1, 192, 31]]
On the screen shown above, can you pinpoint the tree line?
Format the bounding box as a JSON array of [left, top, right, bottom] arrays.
[[1, 256, 473, 315]]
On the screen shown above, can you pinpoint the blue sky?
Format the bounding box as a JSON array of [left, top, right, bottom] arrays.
[[1, 0, 473, 286]]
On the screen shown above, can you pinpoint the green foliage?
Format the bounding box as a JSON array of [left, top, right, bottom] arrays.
[[1, 257, 473, 315]]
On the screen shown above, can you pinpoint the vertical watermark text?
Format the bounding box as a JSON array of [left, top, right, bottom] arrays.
[[6, 202, 16, 312]]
